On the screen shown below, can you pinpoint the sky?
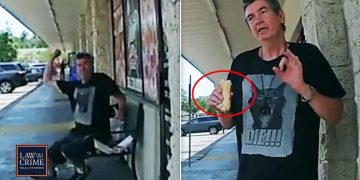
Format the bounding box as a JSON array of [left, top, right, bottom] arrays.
[[0, 6, 33, 37], [181, 56, 214, 98]]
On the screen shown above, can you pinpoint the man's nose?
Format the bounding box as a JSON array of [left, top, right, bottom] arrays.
[[255, 19, 264, 28]]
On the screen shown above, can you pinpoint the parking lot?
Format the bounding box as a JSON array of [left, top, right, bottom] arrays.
[[181, 129, 232, 162], [0, 82, 39, 111]]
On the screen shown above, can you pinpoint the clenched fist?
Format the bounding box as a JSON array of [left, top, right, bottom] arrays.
[[207, 80, 232, 114], [52, 49, 61, 59]]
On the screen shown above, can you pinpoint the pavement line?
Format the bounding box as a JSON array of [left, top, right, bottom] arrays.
[[202, 152, 238, 161], [0, 121, 74, 134]]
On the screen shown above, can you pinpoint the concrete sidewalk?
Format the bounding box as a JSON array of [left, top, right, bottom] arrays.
[[0, 84, 134, 180], [181, 130, 239, 180]]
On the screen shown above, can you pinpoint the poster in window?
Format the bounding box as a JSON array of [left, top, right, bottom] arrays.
[[112, 0, 126, 87], [125, 0, 143, 93], [140, 0, 159, 102]]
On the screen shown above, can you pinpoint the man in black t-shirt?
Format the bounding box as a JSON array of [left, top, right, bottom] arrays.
[[39, 50, 126, 179], [207, 0, 345, 180]]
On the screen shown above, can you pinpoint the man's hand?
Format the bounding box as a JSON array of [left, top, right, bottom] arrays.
[[44, 49, 61, 85], [208, 84, 223, 113], [272, 49, 305, 93], [113, 93, 126, 121], [208, 84, 233, 114], [116, 109, 125, 120], [208, 84, 234, 129]]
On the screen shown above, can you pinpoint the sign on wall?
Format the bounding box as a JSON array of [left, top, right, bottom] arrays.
[[140, 0, 160, 103], [124, 0, 143, 93], [112, 0, 126, 87]]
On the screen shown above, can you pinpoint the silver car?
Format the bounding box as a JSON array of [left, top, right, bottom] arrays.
[[181, 116, 223, 136]]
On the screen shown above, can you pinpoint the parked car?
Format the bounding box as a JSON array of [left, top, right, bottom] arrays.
[[0, 63, 28, 93], [25, 63, 47, 82], [181, 116, 223, 136]]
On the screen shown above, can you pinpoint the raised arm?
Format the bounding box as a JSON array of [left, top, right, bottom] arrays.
[[43, 49, 61, 85]]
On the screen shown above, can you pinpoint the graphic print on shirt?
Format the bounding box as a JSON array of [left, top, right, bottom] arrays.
[[74, 87, 95, 125], [249, 82, 286, 130], [242, 74, 297, 157]]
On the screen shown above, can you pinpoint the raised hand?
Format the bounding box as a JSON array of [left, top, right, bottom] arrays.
[[272, 49, 305, 92]]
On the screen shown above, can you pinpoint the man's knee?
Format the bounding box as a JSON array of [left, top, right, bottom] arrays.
[[48, 140, 68, 164], [60, 139, 85, 160]]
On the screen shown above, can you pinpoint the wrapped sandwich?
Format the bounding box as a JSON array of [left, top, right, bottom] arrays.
[[216, 80, 232, 113]]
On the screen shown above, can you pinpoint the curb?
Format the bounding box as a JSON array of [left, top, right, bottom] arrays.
[[181, 128, 235, 168], [0, 82, 43, 117]]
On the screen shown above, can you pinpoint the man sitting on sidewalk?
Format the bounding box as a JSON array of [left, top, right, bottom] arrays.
[[38, 50, 126, 179]]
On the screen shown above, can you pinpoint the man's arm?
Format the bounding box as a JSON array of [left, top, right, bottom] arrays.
[[273, 49, 344, 124], [208, 84, 235, 129], [112, 92, 127, 120], [218, 116, 235, 129], [297, 83, 343, 124], [43, 49, 61, 85]]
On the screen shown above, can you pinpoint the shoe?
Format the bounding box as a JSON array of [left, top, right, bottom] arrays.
[[68, 165, 92, 180]]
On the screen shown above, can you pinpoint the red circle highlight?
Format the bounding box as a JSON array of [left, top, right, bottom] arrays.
[[191, 69, 257, 118]]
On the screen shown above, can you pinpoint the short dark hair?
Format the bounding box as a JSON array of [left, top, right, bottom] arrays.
[[243, 0, 286, 31], [76, 52, 94, 62]]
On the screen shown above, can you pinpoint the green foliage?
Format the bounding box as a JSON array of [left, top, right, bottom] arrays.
[[12, 31, 47, 49], [181, 89, 215, 115], [16, 48, 51, 62], [0, 30, 48, 62], [0, 32, 17, 61], [181, 89, 198, 114]]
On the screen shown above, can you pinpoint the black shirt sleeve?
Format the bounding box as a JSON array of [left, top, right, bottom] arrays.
[[304, 44, 346, 99], [56, 80, 78, 111], [56, 80, 77, 97], [227, 56, 244, 118], [102, 74, 121, 96]]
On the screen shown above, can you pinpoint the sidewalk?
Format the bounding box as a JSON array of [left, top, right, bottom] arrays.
[[0, 84, 133, 180], [181, 129, 239, 180]]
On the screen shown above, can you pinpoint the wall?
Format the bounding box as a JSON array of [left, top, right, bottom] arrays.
[[75, 0, 166, 179], [160, 0, 181, 179], [343, 0, 360, 179], [301, 0, 357, 179]]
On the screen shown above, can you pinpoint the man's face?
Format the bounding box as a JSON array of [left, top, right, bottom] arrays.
[[76, 58, 92, 82], [245, 0, 285, 42]]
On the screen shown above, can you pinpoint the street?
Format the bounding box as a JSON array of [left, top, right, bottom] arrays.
[[181, 129, 232, 162], [0, 82, 39, 111]]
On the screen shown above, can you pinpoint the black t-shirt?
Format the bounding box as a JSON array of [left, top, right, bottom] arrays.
[[56, 73, 121, 136], [228, 43, 346, 180]]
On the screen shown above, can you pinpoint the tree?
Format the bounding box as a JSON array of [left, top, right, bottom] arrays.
[[0, 32, 17, 62], [181, 89, 198, 114], [181, 89, 217, 115], [194, 96, 217, 114], [20, 31, 28, 42], [29, 36, 47, 48]]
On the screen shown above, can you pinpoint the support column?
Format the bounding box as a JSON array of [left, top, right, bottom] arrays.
[[302, 0, 357, 180], [85, 0, 94, 54], [161, 0, 180, 179], [343, 0, 360, 179], [91, 0, 112, 75], [78, 14, 86, 52]]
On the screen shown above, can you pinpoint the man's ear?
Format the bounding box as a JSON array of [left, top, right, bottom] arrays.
[[279, 10, 285, 24]]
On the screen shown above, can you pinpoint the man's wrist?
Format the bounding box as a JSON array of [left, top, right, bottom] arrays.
[[297, 83, 316, 102], [295, 83, 309, 96], [215, 109, 229, 115]]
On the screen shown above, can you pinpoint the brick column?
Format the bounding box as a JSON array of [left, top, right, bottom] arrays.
[[302, 0, 357, 179]]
